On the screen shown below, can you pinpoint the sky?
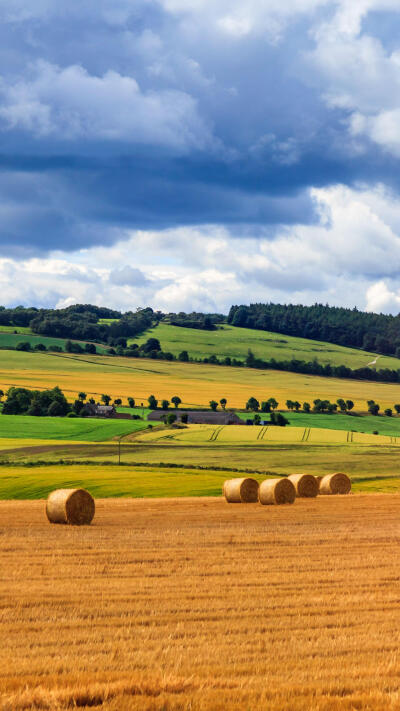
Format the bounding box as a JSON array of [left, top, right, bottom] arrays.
[[1, 0, 400, 314]]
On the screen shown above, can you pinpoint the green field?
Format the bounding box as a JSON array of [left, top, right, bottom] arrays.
[[0, 332, 108, 353], [0, 326, 32, 334], [134, 322, 400, 370], [0, 414, 149, 441]]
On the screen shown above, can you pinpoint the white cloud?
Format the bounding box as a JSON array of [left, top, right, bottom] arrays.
[[0, 61, 212, 150], [365, 281, 400, 314], [306, 1, 400, 155], [2, 181, 400, 314]]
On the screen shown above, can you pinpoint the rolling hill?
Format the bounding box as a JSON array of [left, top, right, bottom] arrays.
[[133, 322, 400, 370]]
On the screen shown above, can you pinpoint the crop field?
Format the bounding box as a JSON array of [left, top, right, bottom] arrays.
[[136, 423, 399, 447], [2, 350, 400, 411], [2, 494, 400, 710], [135, 322, 400, 370], [0, 414, 149, 441], [2, 433, 400, 494]]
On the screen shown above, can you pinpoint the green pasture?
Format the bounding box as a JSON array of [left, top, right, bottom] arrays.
[[0, 326, 32, 334], [0, 414, 149, 441], [0, 332, 108, 353], [0, 454, 399, 499], [275, 411, 400, 436], [134, 322, 400, 370]]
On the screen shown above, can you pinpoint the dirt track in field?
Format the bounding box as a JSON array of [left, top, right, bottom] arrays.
[[2, 494, 400, 710]]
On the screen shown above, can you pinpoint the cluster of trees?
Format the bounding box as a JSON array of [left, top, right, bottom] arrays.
[[165, 311, 224, 330], [14, 340, 97, 354], [30, 305, 155, 343], [2, 387, 70, 416], [147, 395, 182, 410], [228, 302, 400, 355]]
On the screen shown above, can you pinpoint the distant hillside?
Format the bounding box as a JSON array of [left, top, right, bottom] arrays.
[[134, 322, 400, 371], [228, 303, 400, 356]]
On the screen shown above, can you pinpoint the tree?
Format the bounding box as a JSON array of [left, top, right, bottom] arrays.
[[385, 408, 393, 417], [16, 341, 31, 351], [47, 400, 65, 417], [161, 399, 170, 410], [303, 402, 311, 413], [181, 413, 188, 423], [84, 343, 96, 354], [286, 400, 294, 410], [78, 392, 86, 401], [101, 394, 111, 405], [171, 396, 181, 409], [167, 413, 177, 425], [220, 398, 227, 410], [128, 397, 135, 408], [114, 398, 122, 406], [209, 400, 218, 411], [148, 394, 158, 409], [268, 397, 278, 410], [254, 413, 261, 425], [394, 404, 400, 415], [346, 400, 354, 411], [270, 411, 289, 427], [367, 400, 380, 415], [73, 399, 84, 415], [246, 397, 259, 411], [293, 401, 301, 411], [337, 398, 347, 412], [178, 350, 189, 362], [246, 349, 256, 367], [141, 338, 161, 353], [261, 401, 271, 413], [0, 389, 3, 401]]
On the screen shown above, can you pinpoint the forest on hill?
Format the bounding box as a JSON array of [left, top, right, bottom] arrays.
[[228, 303, 400, 356]]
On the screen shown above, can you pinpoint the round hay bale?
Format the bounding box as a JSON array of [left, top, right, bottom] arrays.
[[223, 477, 259, 503], [319, 473, 351, 495], [288, 474, 319, 498], [259, 478, 296, 505], [46, 489, 95, 525]]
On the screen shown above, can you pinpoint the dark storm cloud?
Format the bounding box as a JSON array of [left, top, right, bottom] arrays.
[[0, 0, 399, 255]]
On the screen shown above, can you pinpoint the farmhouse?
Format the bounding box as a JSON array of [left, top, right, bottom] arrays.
[[147, 411, 243, 425], [81, 403, 133, 419]]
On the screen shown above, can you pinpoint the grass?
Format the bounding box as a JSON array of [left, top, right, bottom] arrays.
[[0, 414, 149, 441], [2, 349, 400, 411], [135, 322, 400, 370], [0, 331, 109, 353], [3, 495, 400, 709], [0, 325, 32, 334]]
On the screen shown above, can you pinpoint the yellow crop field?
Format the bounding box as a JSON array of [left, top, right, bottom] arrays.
[[136, 423, 400, 447], [3, 495, 400, 710], [2, 350, 400, 411]]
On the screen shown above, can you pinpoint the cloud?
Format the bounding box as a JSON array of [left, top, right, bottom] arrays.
[[1, 182, 400, 315], [0, 61, 212, 150], [109, 266, 149, 286]]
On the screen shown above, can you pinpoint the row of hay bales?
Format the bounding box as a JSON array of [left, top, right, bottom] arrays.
[[223, 473, 351, 505]]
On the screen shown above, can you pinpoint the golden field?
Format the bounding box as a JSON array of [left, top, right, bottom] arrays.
[[3, 495, 400, 710], [2, 350, 400, 411]]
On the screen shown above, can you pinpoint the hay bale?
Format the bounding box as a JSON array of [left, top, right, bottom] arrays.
[[223, 477, 259, 503], [46, 489, 95, 525], [319, 473, 351, 495], [259, 478, 296, 505], [288, 474, 319, 498]]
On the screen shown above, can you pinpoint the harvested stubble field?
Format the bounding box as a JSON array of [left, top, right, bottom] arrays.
[[3, 495, 400, 710]]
